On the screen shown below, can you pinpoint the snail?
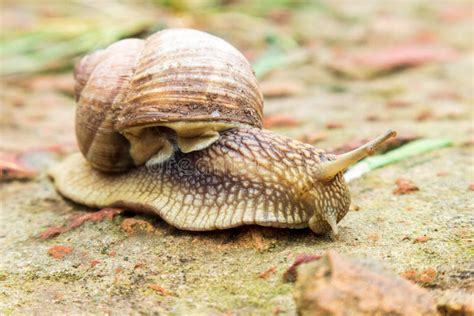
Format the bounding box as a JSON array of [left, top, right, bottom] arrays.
[[50, 28, 397, 235]]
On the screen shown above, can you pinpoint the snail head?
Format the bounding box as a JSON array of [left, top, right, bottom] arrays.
[[308, 129, 397, 235]]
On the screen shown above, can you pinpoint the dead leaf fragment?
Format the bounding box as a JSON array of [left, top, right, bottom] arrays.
[[249, 228, 267, 252], [386, 99, 412, 108], [40, 208, 124, 239], [355, 44, 455, 69], [368, 234, 379, 242], [148, 284, 173, 296], [48, 245, 73, 259], [393, 177, 419, 195], [0, 152, 37, 180], [365, 114, 381, 122], [121, 218, 154, 235], [283, 253, 321, 282], [463, 138, 474, 146], [325, 122, 344, 129], [439, 5, 474, 23], [418, 268, 437, 284], [416, 109, 435, 121], [258, 266, 277, 279], [350, 204, 360, 212], [402, 267, 437, 285], [415, 236, 429, 243], [329, 44, 456, 79], [134, 262, 145, 269]]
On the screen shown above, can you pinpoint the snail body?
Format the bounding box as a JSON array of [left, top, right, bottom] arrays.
[[50, 128, 395, 234], [51, 28, 396, 235]]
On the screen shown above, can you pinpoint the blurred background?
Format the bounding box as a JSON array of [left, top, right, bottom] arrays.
[[0, 0, 472, 172]]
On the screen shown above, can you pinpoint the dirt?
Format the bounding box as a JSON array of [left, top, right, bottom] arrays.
[[0, 0, 473, 314], [0, 83, 472, 313]]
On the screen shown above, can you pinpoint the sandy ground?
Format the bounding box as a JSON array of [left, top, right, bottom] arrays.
[[0, 1, 473, 314], [1, 57, 473, 313]]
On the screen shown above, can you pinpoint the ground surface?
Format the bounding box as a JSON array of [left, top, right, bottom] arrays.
[[0, 1, 473, 315]]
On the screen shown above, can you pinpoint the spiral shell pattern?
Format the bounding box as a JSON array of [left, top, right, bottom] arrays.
[[74, 28, 263, 172]]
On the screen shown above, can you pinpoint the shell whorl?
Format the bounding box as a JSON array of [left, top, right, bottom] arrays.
[[120, 28, 264, 129], [75, 39, 145, 172], [74, 28, 264, 172]]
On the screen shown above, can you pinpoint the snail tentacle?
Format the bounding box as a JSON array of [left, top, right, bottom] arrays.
[[316, 129, 397, 180]]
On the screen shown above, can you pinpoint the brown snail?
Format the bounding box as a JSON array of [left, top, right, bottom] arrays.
[[50, 28, 396, 235]]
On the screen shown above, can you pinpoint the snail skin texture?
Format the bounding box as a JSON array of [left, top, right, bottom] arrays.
[[50, 128, 396, 235]]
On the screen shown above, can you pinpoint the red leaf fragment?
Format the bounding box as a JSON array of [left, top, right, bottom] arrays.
[[393, 178, 419, 195], [325, 122, 344, 129], [439, 5, 474, 23], [355, 44, 456, 69], [368, 234, 379, 242], [39, 208, 124, 239], [39, 227, 64, 239], [366, 114, 381, 122], [350, 204, 360, 212], [402, 267, 437, 285], [258, 266, 277, 279], [90, 259, 101, 267], [134, 262, 145, 269], [148, 284, 173, 296], [386, 99, 412, 108], [329, 43, 456, 78], [48, 245, 73, 259], [416, 110, 435, 121], [401, 269, 418, 281], [0, 152, 37, 180], [469, 183, 474, 191], [283, 253, 321, 282], [418, 268, 437, 284], [120, 218, 154, 236], [415, 236, 429, 243], [463, 138, 474, 146]]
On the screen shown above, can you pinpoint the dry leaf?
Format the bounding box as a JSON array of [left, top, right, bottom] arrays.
[[393, 178, 419, 195]]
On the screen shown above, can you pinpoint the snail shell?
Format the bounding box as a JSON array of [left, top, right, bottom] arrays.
[[75, 28, 263, 172], [50, 128, 396, 234]]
